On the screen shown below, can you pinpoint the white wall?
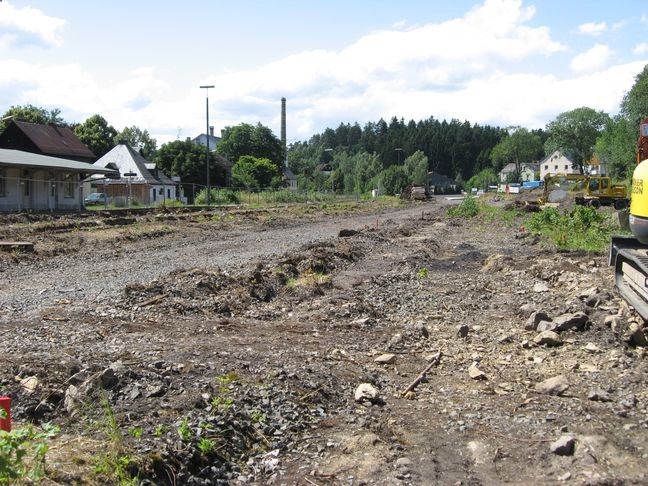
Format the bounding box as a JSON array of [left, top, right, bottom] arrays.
[[0, 167, 81, 212], [540, 151, 580, 180]]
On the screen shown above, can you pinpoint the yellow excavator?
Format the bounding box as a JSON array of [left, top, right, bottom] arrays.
[[542, 173, 628, 209], [609, 118, 648, 320]]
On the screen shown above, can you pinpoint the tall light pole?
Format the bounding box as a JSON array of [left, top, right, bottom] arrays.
[[324, 148, 334, 194], [200, 85, 214, 206], [395, 148, 403, 165]]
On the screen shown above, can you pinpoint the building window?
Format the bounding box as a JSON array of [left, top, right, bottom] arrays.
[[564, 165, 568, 170], [544, 165, 548, 170], [554, 165, 558, 171], [0, 168, 5, 197], [63, 174, 74, 198]]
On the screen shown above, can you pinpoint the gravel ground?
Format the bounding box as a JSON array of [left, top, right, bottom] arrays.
[[1, 197, 648, 485], [1, 201, 439, 321]]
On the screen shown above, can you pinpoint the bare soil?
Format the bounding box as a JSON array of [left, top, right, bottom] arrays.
[[1, 197, 647, 485]]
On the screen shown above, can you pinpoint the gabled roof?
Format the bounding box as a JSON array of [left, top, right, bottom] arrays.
[[93, 142, 175, 185], [192, 133, 221, 148], [0, 148, 116, 174], [540, 149, 574, 165], [500, 162, 539, 173], [6, 120, 95, 160]]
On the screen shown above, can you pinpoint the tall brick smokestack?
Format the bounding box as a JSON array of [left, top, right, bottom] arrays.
[[281, 97, 286, 166]]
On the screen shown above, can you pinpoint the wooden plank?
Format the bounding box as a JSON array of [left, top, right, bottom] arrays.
[[0, 241, 34, 252]]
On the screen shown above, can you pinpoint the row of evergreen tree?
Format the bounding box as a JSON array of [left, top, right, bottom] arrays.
[[292, 117, 516, 182]]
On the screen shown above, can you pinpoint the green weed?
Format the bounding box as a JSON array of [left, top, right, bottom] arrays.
[[127, 426, 143, 439], [153, 424, 168, 437], [447, 194, 479, 218], [0, 423, 59, 483], [177, 418, 191, 442], [525, 206, 616, 252], [197, 438, 216, 455]]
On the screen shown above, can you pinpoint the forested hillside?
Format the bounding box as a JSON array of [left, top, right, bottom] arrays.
[[287, 115, 538, 193]]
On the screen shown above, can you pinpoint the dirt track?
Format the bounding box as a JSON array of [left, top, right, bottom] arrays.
[[1, 198, 648, 485]]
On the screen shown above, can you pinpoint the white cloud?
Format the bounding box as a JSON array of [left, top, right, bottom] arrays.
[[0, 1, 65, 48], [634, 42, 648, 55], [578, 21, 607, 36], [570, 44, 613, 72], [0, 0, 640, 146]]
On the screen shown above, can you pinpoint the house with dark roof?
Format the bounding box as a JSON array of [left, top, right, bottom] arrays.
[[427, 171, 458, 194], [90, 141, 177, 205], [0, 120, 96, 163], [0, 148, 116, 212], [499, 162, 539, 182]]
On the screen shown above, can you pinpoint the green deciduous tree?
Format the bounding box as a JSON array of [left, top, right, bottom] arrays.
[[74, 114, 118, 158], [0, 104, 66, 132], [545, 107, 611, 174], [621, 64, 648, 127], [154, 139, 228, 186], [114, 126, 157, 159], [466, 168, 498, 191], [489, 127, 543, 178], [403, 150, 429, 186], [381, 165, 409, 196], [232, 155, 281, 189], [217, 123, 283, 167], [595, 117, 636, 179]]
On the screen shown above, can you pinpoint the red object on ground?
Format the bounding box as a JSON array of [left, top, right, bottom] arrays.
[[0, 396, 11, 431]]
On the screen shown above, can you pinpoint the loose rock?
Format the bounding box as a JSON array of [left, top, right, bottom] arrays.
[[535, 375, 570, 396], [550, 435, 575, 456]]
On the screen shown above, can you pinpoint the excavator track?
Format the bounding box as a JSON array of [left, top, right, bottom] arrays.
[[610, 236, 648, 321]]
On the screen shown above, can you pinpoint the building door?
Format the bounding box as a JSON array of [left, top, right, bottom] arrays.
[[48, 174, 58, 211], [22, 171, 32, 210]]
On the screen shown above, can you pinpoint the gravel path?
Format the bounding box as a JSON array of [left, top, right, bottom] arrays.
[[1, 201, 442, 320]]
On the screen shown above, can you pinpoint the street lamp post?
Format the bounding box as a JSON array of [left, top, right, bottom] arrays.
[[200, 85, 215, 206], [324, 148, 334, 194], [124, 171, 136, 208], [395, 148, 403, 165]]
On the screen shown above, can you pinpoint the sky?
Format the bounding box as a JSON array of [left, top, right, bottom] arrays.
[[0, 0, 647, 146]]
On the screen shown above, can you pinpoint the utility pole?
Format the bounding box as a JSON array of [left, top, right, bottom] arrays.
[[200, 85, 215, 206]]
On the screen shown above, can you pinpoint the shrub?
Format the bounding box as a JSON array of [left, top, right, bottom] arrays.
[[195, 188, 240, 205], [0, 422, 59, 483], [525, 206, 615, 252], [447, 194, 479, 218]]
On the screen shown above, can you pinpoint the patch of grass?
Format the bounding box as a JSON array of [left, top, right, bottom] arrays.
[[210, 395, 234, 412], [92, 398, 140, 485], [524, 206, 616, 252], [197, 438, 216, 455], [417, 267, 429, 279], [447, 194, 479, 218], [292, 270, 331, 287], [216, 371, 239, 385], [478, 203, 521, 226], [177, 418, 191, 442], [127, 426, 143, 440]]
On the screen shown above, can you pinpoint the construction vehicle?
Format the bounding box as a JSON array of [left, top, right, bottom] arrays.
[[609, 118, 648, 320], [542, 173, 629, 209]]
